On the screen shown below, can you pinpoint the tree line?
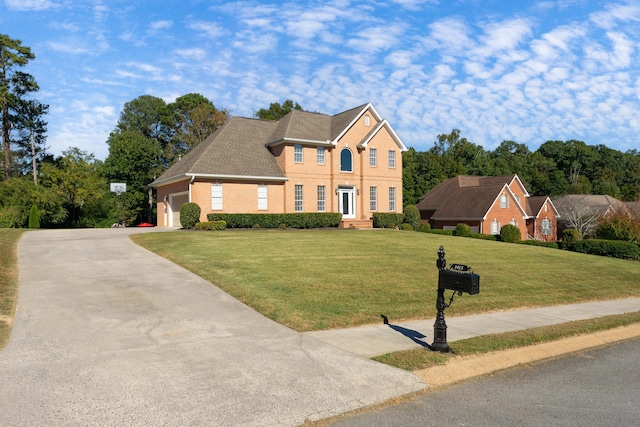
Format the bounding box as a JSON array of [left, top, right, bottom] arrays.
[[402, 129, 640, 205]]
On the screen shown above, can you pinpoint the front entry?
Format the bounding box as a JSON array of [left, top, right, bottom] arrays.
[[337, 187, 356, 219]]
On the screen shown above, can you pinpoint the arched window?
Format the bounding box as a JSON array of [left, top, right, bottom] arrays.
[[364, 115, 371, 127], [340, 148, 353, 172]]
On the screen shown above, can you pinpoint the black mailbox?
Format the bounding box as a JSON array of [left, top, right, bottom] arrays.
[[438, 269, 480, 295]]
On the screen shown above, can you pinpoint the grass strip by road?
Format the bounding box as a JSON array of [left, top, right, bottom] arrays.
[[373, 311, 640, 371], [0, 229, 25, 349], [132, 229, 640, 331]]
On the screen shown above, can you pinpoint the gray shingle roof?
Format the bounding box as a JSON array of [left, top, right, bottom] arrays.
[[151, 117, 285, 186]]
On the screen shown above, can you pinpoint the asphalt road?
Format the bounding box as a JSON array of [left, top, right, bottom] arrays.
[[328, 337, 640, 426]]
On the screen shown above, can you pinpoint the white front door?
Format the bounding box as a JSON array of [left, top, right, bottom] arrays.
[[338, 187, 356, 219]]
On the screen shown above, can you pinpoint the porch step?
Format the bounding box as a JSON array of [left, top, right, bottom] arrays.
[[339, 219, 373, 229]]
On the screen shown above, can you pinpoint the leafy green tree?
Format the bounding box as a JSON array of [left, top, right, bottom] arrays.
[[28, 204, 40, 228], [1, 34, 46, 179], [255, 100, 303, 121], [0, 175, 66, 227], [164, 93, 227, 162], [40, 148, 106, 225], [103, 131, 162, 224], [114, 95, 168, 142]]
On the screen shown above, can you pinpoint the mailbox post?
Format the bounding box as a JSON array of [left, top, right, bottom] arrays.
[[431, 245, 480, 352]]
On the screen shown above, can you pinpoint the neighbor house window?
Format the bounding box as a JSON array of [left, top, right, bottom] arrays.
[[294, 144, 303, 163], [317, 185, 326, 212], [389, 187, 396, 211], [317, 146, 325, 165], [388, 150, 396, 168], [364, 115, 371, 127], [370, 186, 377, 211], [490, 219, 500, 234], [369, 148, 377, 167], [340, 148, 353, 172], [211, 183, 223, 210], [258, 185, 268, 211], [541, 218, 552, 236], [295, 184, 304, 212], [500, 194, 508, 208]]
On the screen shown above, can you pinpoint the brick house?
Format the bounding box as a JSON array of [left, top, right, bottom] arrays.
[[416, 174, 559, 241], [150, 103, 407, 228]]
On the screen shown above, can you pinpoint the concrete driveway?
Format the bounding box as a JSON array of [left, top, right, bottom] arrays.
[[0, 229, 425, 426]]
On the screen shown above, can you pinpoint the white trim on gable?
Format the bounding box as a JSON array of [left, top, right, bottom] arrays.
[[482, 184, 528, 221], [508, 175, 530, 198], [332, 103, 381, 144], [357, 119, 408, 152]]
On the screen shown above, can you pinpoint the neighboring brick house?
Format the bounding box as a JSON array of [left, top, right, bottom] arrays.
[[150, 103, 407, 228], [416, 174, 559, 241]]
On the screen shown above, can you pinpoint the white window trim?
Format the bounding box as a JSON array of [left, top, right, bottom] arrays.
[[370, 186, 377, 211], [317, 185, 326, 212], [258, 184, 268, 211], [370, 148, 377, 167], [211, 183, 223, 210], [294, 144, 303, 163], [389, 187, 396, 212], [295, 184, 304, 212], [317, 146, 325, 165], [388, 150, 396, 168], [340, 148, 353, 172]]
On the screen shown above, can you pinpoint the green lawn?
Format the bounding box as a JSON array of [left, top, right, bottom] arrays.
[[0, 229, 25, 349], [132, 229, 640, 332]]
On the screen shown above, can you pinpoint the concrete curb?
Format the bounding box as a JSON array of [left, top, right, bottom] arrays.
[[414, 323, 640, 389]]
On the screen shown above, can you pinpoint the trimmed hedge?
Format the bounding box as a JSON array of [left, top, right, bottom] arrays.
[[424, 228, 454, 236], [469, 232, 498, 241], [520, 240, 559, 249], [195, 220, 227, 231], [417, 222, 431, 233], [206, 212, 342, 229], [399, 223, 413, 231], [570, 239, 640, 260], [372, 212, 405, 229], [180, 202, 201, 229]]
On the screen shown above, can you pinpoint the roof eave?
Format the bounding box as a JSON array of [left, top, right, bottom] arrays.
[[265, 137, 336, 148]]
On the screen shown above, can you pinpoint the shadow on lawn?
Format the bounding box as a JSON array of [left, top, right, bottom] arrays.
[[381, 315, 431, 349]]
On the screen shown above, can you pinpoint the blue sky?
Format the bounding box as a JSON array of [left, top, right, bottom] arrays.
[[2, 0, 640, 160]]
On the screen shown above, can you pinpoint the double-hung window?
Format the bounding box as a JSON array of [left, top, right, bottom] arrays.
[[370, 186, 377, 211], [295, 184, 304, 212], [388, 150, 396, 168], [500, 194, 508, 208], [211, 183, 223, 210], [317, 185, 326, 212], [317, 146, 325, 165], [389, 187, 396, 211], [294, 144, 303, 163], [258, 185, 268, 210], [369, 148, 377, 167], [541, 218, 552, 236]]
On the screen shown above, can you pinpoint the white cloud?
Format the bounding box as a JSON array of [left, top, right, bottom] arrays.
[[47, 41, 90, 55], [148, 20, 173, 33], [5, 0, 54, 11], [187, 20, 226, 38], [174, 48, 207, 61]]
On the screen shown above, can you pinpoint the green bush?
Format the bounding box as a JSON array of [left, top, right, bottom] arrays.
[[570, 239, 640, 260], [28, 204, 41, 229], [372, 212, 405, 229], [469, 232, 498, 241], [500, 224, 521, 243], [180, 202, 201, 229], [425, 228, 454, 236], [454, 223, 472, 237], [195, 220, 227, 231], [0, 206, 22, 228], [399, 223, 413, 231], [207, 213, 342, 229], [561, 228, 582, 250], [417, 222, 431, 233], [520, 240, 559, 249], [403, 205, 420, 230], [595, 210, 640, 243]]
